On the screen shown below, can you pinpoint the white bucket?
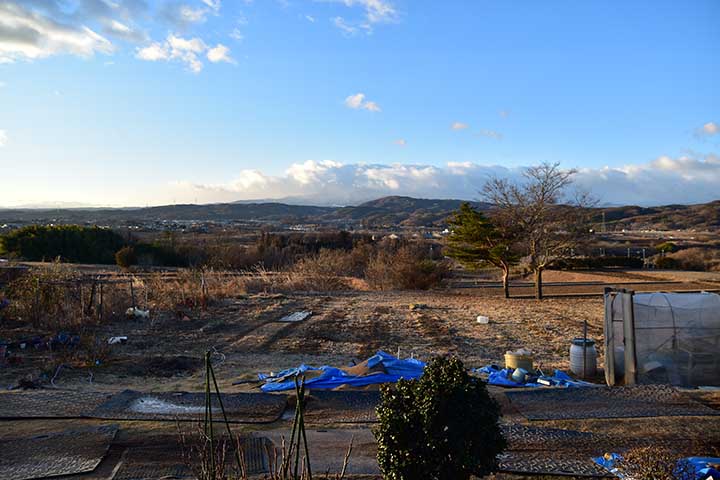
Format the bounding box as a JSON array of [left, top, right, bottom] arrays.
[[570, 338, 597, 378], [511, 368, 529, 383]]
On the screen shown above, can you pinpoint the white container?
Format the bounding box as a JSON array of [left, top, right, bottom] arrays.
[[511, 368, 529, 383], [476, 315, 489, 324], [570, 338, 597, 378]]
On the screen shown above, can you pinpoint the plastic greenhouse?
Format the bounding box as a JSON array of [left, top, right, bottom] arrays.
[[604, 288, 720, 387]]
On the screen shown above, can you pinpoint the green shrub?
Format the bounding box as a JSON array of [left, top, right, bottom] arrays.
[[655, 242, 677, 254], [115, 246, 137, 269], [552, 256, 644, 270], [1, 225, 126, 264], [374, 356, 506, 480], [654, 256, 679, 269]]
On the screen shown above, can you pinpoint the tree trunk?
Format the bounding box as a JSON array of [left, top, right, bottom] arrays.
[[534, 268, 543, 300], [502, 267, 510, 299]]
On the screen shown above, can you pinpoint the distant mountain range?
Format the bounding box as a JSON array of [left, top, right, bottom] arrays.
[[0, 196, 718, 230], [597, 201, 720, 231]]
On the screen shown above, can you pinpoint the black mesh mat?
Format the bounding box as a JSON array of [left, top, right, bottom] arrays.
[[91, 390, 288, 423], [0, 389, 113, 419], [501, 423, 598, 448], [507, 385, 720, 420], [111, 463, 190, 480], [0, 424, 118, 480], [112, 436, 273, 479], [111, 446, 190, 480], [304, 390, 380, 424], [499, 451, 612, 477], [239, 436, 274, 474], [499, 424, 613, 476]]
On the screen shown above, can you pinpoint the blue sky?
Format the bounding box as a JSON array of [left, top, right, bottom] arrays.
[[0, 0, 719, 207]]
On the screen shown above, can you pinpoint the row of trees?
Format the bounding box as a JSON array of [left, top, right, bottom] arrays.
[[0, 225, 126, 264], [447, 162, 594, 299], [0, 225, 189, 267]]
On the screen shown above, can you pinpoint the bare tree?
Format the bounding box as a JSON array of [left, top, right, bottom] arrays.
[[482, 162, 594, 299]]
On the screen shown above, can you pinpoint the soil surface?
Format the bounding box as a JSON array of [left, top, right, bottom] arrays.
[[1, 269, 719, 479]]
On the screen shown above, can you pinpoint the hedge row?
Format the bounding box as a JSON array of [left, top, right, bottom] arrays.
[[552, 256, 645, 270]]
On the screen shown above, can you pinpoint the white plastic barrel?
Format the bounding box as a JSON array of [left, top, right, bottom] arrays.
[[570, 338, 597, 378]]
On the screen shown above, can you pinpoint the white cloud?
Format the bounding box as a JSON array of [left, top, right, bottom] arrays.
[[332, 16, 359, 35], [137, 34, 233, 73], [103, 19, 147, 42], [180, 5, 209, 23], [207, 44, 234, 63], [451, 122, 469, 130], [499, 110, 510, 118], [363, 101, 380, 112], [108, 19, 131, 34], [229, 28, 244, 41], [326, 0, 396, 35], [305, 14, 316, 22], [324, 0, 397, 23], [0, 81, 5, 88], [699, 122, 719, 137], [175, 153, 720, 206], [344, 92, 381, 112], [287, 160, 343, 184], [394, 138, 407, 146], [0, 2, 114, 63], [158, 2, 218, 28], [201, 0, 222, 12], [137, 42, 170, 61], [479, 129, 503, 140], [0, 130, 7, 147], [358, 0, 397, 23]]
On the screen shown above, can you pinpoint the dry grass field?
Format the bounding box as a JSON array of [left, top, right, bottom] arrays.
[[2, 268, 718, 392], [1, 267, 719, 478]]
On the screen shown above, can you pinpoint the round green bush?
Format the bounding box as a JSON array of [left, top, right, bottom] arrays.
[[374, 356, 506, 480], [115, 246, 137, 269]]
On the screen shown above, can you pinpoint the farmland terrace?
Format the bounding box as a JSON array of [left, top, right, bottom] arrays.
[[0, 269, 719, 478]]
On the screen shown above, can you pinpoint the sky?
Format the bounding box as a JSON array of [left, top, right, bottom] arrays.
[[0, 0, 719, 207]]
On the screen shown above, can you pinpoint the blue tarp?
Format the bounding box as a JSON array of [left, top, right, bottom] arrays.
[[685, 457, 720, 480], [475, 365, 596, 388], [258, 351, 426, 392], [593, 454, 720, 480]]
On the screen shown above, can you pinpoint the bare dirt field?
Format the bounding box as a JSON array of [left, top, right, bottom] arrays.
[[1, 268, 719, 478], [1, 290, 608, 391], [3, 269, 719, 392]]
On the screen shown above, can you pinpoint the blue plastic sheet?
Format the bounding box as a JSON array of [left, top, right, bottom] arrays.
[[257, 364, 320, 381], [259, 351, 426, 392], [592, 454, 720, 480], [475, 365, 596, 388], [684, 457, 720, 480]]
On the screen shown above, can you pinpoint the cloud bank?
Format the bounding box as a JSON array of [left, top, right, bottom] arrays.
[[0, 0, 396, 66], [0, 0, 233, 72], [0, 2, 114, 63], [175, 153, 720, 206]]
